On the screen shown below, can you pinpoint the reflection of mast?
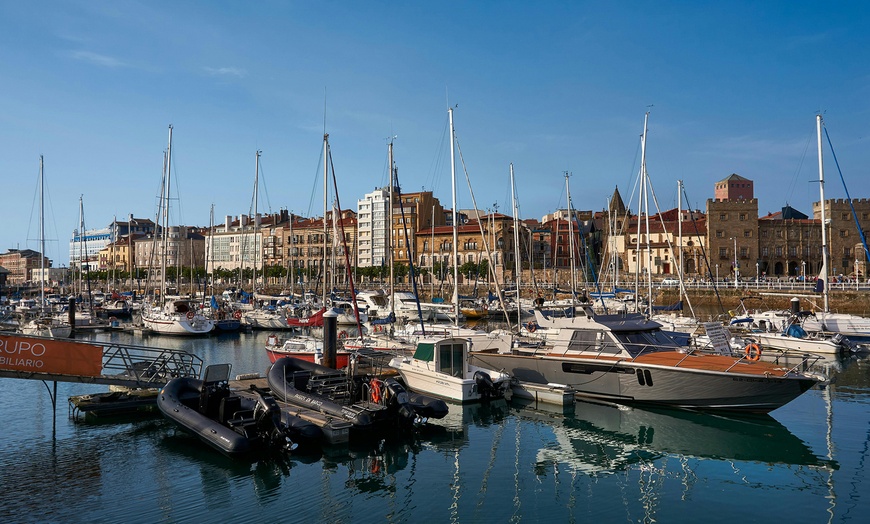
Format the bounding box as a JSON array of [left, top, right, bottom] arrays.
[[825, 385, 836, 523]]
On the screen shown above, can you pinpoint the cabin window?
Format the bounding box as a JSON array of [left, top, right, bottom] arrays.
[[567, 330, 601, 352], [437, 343, 465, 378]]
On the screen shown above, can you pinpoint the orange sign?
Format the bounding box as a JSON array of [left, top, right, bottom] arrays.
[[0, 334, 103, 376]]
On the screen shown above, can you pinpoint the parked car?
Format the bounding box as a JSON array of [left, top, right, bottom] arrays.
[[660, 278, 680, 287]]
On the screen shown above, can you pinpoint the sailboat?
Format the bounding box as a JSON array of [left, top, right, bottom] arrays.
[[20, 156, 72, 338], [799, 114, 870, 339], [140, 125, 214, 335], [388, 107, 514, 398]]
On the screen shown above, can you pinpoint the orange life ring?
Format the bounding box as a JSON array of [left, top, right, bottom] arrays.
[[186, 311, 195, 320], [338, 330, 348, 339], [527, 321, 537, 333], [744, 343, 761, 361], [370, 379, 381, 403], [374, 324, 383, 333], [233, 310, 242, 320]]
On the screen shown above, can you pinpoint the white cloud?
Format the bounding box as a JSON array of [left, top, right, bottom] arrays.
[[69, 50, 126, 68], [203, 66, 246, 78]]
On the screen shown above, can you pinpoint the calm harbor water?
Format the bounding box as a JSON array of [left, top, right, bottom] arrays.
[[2, 329, 870, 523]]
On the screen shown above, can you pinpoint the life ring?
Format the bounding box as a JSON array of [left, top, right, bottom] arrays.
[[370, 379, 382, 403], [374, 324, 383, 333], [338, 330, 348, 339], [744, 343, 761, 361], [186, 311, 195, 321], [233, 310, 242, 320], [527, 321, 537, 333]]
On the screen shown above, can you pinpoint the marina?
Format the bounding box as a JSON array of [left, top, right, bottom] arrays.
[[1, 326, 869, 522]]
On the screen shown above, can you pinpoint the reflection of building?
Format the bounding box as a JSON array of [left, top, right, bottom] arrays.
[[0, 249, 49, 285]]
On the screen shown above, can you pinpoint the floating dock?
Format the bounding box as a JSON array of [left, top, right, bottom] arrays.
[[510, 381, 576, 406]]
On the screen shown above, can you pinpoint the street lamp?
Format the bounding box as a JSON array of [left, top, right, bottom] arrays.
[[801, 261, 806, 284], [731, 237, 738, 289]]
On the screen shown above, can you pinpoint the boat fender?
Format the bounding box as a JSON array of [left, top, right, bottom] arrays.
[[744, 343, 761, 361], [527, 321, 537, 333]]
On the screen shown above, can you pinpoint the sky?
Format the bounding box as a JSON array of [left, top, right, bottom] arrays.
[[2, 1, 869, 267]]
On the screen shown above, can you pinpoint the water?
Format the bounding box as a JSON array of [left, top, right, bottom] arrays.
[[2, 329, 870, 523]]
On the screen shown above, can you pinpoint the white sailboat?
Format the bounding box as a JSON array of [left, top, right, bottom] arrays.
[[140, 125, 213, 335], [20, 156, 72, 338], [799, 114, 870, 338], [388, 107, 513, 401]]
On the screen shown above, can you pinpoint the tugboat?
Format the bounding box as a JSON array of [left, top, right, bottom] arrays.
[[158, 363, 318, 457]]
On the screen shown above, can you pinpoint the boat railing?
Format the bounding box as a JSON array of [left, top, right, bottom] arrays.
[[102, 342, 204, 385]]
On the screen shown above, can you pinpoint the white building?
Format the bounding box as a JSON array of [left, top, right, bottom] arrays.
[[357, 187, 391, 267]]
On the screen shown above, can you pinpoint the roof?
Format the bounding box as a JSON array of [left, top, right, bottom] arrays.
[[717, 173, 750, 183]]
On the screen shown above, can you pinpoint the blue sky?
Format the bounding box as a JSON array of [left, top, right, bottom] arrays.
[[2, 1, 869, 266]]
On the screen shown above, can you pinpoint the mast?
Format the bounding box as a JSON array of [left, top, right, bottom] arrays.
[[448, 107, 460, 326], [388, 139, 395, 308], [565, 173, 577, 309], [322, 133, 329, 307], [253, 150, 261, 291], [160, 124, 173, 300], [39, 156, 45, 309], [510, 163, 521, 331], [678, 179, 683, 286], [817, 114, 830, 313]]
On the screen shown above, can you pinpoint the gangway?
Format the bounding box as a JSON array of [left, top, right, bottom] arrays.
[[0, 333, 203, 387]]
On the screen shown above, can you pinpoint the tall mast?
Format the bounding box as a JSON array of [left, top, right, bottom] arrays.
[[161, 124, 173, 300], [388, 139, 395, 307], [817, 114, 830, 313], [640, 112, 653, 310], [510, 163, 522, 331], [39, 156, 45, 308], [322, 133, 329, 307], [448, 107, 460, 326], [565, 173, 577, 309], [253, 150, 260, 291]]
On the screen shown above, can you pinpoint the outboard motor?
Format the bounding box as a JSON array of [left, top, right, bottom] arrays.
[[382, 378, 424, 426], [473, 370, 499, 399], [252, 387, 298, 452]]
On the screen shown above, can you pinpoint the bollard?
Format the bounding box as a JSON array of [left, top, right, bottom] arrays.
[[790, 297, 800, 315], [322, 309, 338, 369]]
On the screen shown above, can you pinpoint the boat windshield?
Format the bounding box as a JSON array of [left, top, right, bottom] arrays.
[[612, 329, 682, 357]]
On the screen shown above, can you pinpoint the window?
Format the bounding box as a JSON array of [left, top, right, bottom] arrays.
[[840, 230, 848, 238], [842, 213, 849, 220], [743, 230, 752, 238], [789, 246, 797, 257], [844, 247, 852, 257], [739, 213, 746, 221], [775, 246, 783, 256], [719, 213, 728, 220], [740, 247, 748, 258], [719, 247, 728, 257], [716, 230, 724, 238], [761, 230, 769, 238], [776, 231, 783, 238], [761, 247, 769, 256]]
